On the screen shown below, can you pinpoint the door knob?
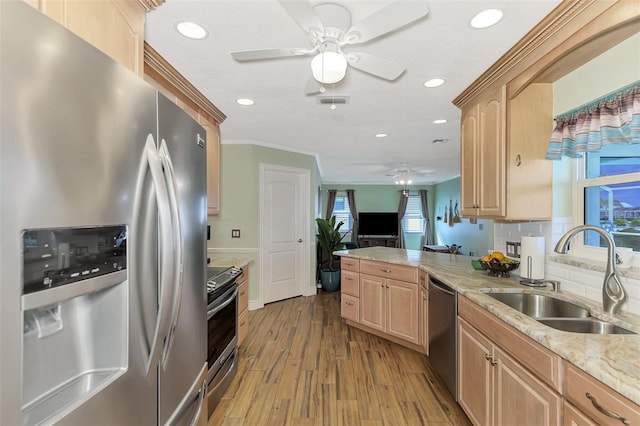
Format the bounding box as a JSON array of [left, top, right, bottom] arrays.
[[298, 238, 303, 243]]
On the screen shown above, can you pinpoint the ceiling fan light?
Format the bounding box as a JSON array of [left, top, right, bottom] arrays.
[[311, 51, 347, 84]]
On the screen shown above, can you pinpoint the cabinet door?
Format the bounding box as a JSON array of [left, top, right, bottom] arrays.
[[563, 402, 597, 426], [506, 83, 553, 220], [458, 318, 493, 426], [460, 104, 479, 216], [386, 279, 419, 344], [359, 274, 385, 332], [27, 0, 145, 76], [199, 117, 221, 216], [419, 286, 428, 354], [493, 346, 561, 426], [477, 85, 506, 217]]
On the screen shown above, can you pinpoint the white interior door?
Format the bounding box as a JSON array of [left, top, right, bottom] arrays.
[[261, 165, 309, 304]]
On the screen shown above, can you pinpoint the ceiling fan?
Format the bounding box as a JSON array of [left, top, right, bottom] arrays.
[[384, 163, 434, 178], [230, 1, 429, 94]]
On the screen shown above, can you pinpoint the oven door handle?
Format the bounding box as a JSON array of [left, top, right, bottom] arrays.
[[207, 286, 238, 319]]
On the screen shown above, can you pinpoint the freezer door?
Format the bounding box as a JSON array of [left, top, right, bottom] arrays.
[[1, 2, 157, 425], [156, 94, 208, 424]]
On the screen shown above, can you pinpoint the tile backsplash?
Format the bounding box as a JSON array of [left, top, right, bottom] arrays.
[[494, 217, 640, 315]]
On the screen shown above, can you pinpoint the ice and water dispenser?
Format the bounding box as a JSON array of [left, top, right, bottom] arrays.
[[21, 226, 128, 425]]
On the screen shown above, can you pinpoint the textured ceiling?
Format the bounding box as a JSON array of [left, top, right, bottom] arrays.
[[145, 0, 562, 184]]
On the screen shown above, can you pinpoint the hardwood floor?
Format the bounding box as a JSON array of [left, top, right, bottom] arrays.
[[210, 291, 471, 426]]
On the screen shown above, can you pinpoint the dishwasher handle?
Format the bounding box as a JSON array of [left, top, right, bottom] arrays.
[[429, 278, 455, 296]]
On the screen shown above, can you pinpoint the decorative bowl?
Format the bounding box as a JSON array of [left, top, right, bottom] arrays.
[[471, 259, 485, 271], [479, 259, 520, 278]]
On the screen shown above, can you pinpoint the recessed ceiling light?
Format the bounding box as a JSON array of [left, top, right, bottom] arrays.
[[375, 133, 388, 138], [236, 98, 254, 106], [433, 119, 448, 124], [424, 78, 445, 88], [176, 21, 207, 40], [470, 9, 503, 29]]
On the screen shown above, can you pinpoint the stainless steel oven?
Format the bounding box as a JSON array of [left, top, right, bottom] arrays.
[[205, 266, 242, 417]]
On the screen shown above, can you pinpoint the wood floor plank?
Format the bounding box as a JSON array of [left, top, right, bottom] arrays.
[[210, 291, 470, 426], [242, 382, 279, 426]]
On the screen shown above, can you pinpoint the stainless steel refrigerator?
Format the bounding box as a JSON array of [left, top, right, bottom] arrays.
[[1, 2, 208, 424]]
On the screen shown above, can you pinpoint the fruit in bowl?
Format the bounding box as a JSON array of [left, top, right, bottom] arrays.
[[478, 251, 520, 277]]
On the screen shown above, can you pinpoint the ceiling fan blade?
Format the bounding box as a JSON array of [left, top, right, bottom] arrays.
[[231, 48, 311, 61], [346, 52, 405, 81], [345, 2, 429, 44], [304, 76, 323, 95], [280, 0, 324, 33]]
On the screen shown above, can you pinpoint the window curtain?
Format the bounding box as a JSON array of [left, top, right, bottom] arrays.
[[546, 81, 640, 160], [325, 189, 337, 220], [397, 192, 408, 249], [419, 189, 434, 246], [346, 189, 358, 242]]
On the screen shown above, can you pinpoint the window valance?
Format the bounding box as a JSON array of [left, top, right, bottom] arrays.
[[545, 81, 640, 160]]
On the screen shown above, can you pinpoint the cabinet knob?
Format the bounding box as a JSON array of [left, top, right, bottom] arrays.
[[585, 393, 630, 425]]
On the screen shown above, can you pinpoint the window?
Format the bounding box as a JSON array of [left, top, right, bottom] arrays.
[[402, 194, 425, 233], [580, 144, 640, 252], [331, 193, 352, 232]]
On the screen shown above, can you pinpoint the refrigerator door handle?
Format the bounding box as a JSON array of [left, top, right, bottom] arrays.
[[158, 139, 184, 368], [134, 134, 176, 377], [188, 380, 207, 426]]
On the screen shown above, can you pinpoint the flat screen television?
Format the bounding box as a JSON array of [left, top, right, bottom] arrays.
[[358, 212, 399, 236]]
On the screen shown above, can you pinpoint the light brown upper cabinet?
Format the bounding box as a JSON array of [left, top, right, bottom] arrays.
[[24, 0, 160, 77], [460, 85, 507, 218], [454, 0, 639, 221], [144, 43, 225, 216], [460, 83, 553, 220]]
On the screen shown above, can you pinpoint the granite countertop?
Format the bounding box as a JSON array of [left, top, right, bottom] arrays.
[[335, 247, 640, 405], [209, 257, 252, 269]]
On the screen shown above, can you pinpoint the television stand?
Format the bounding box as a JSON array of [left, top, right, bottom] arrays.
[[357, 236, 399, 248]]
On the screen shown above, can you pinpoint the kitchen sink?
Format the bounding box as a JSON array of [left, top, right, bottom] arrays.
[[486, 292, 590, 318], [537, 318, 635, 335], [485, 292, 636, 335]]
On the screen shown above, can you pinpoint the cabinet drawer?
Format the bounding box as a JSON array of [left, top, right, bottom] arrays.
[[238, 309, 248, 346], [458, 295, 563, 393], [341, 270, 359, 297], [341, 294, 359, 322], [360, 260, 417, 283], [236, 269, 248, 285], [565, 363, 640, 426], [238, 281, 248, 312], [341, 257, 360, 272]]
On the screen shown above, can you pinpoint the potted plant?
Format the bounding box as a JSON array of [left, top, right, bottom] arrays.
[[316, 216, 347, 292]]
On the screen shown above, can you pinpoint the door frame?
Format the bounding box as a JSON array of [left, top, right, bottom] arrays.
[[259, 163, 312, 308]]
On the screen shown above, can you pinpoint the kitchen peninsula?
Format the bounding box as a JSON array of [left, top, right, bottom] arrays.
[[335, 247, 640, 424]]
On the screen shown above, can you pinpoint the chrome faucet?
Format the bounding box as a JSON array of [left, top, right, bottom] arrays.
[[554, 225, 628, 314]]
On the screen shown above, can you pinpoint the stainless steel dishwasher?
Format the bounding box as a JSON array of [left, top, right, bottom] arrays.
[[428, 276, 458, 400]]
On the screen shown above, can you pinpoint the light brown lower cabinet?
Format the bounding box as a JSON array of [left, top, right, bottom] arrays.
[[340, 258, 422, 351], [458, 317, 562, 426], [360, 274, 419, 344], [564, 362, 640, 426], [237, 270, 249, 346]]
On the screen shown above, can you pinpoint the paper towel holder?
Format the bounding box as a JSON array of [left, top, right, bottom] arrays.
[[519, 256, 546, 287]]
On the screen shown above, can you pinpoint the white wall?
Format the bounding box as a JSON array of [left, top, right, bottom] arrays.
[[495, 33, 640, 316]]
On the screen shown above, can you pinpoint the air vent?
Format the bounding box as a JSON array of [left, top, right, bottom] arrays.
[[318, 95, 349, 105]]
